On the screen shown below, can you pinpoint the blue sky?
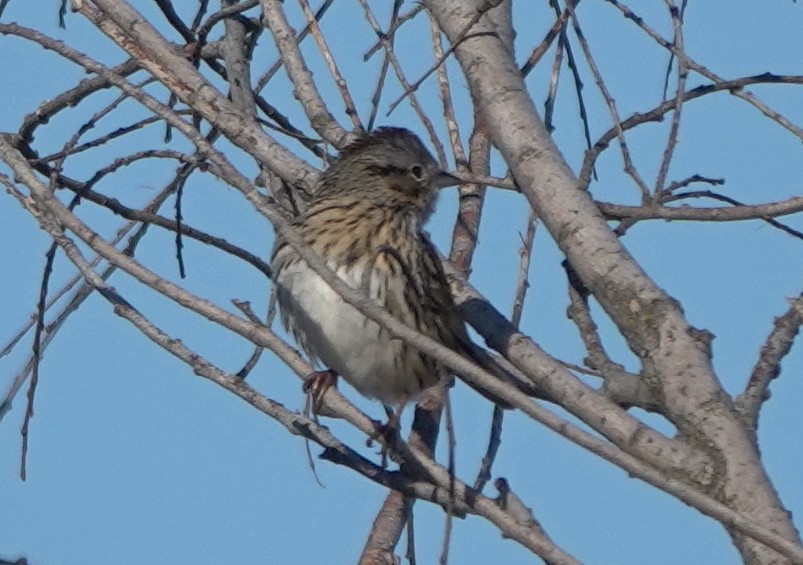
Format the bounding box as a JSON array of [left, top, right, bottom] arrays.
[[1, 2, 802, 564]]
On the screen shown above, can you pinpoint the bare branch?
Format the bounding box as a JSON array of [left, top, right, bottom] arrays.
[[259, 0, 349, 145], [604, 0, 803, 141], [220, 0, 257, 118], [253, 0, 335, 94], [298, 0, 363, 130], [10, 131, 794, 564], [520, 9, 569, 77], [71, 1, 317, 184], [566, 3, 651, 199], [446, 263, 706, 475], [564, 264, 658, 410], [9, 152, 582, 563], [579, 73, 803, 188], [357, 0, 447, 167], [426, 3, 802, 559], [652, 0, 688, 198], [385, 0, 502, 117], [737, 294, 803, 430], [598, 195, 803, 224], [365, 2, 401, 132], [359, 491, 414, 565], [4, 3, 803, 563]]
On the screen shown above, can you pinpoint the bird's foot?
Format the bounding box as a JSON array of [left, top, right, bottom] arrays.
[[367, 400, 408, 468], [303, 369, 338, 415]]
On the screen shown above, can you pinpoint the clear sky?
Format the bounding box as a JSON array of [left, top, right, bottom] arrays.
[[1, 2, 802, 564]]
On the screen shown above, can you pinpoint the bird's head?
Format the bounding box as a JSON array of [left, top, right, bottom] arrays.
[[316, 127, 460, 219]]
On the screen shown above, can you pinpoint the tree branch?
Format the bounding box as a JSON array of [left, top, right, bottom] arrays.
[[737, 294, 803, 431], [9, 132, 801, 564], [259, 0, 350, 145], [425, 3, 802, 561]]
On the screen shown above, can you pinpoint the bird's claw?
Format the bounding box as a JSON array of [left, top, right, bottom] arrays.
[[304, 370, 338, 414]]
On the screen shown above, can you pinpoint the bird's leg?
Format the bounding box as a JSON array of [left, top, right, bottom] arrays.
[[367, 395, 409, 468], [303, 369, 338, 414], [385, 396, 409, 437]]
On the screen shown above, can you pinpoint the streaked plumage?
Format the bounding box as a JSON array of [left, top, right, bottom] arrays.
[[270, 128, 466, 406]]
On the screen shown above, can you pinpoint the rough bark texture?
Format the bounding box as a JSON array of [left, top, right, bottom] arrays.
[[425, 2, 801, 563], [3, 1, 802, 563]]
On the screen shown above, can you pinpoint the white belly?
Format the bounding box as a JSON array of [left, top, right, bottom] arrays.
[[275, 259, 437, 405]]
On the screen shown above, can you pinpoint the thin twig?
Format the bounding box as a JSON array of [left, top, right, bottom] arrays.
[[253, 0, 335, 94], [520, 9, 569, 77], [548, 1, 595, 162], [356, 0, 447, 167], [298, 0, 363, 130], [564, 263, 658, 410], [260, 0, 348, 146], [153, 0, 195, 42], [473, 210, 538, 492], [511, 212, 537, 328], [736, 294, 803, 430], [15, 56, 141, 142], [430, 14, 466, 165], [544, 24, 564, 133], [365, 1, 402, 132], [652, 0, 688, 199], [604, 0, 803, 140], [6, 118, 803, 562], [35, 113, 178, 164], [385, 0, 504, 116], [598, 192, 803, 239], [196, 0, 259, 48], [363, 4, 425, 61], [579, 73, 803, 186], [440, 391, 456, 565], [566, 3, 651, 199], [231, 300, 266, 379]]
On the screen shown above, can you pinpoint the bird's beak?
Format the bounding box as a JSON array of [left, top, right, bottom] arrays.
[[432, 171, 462, 189]]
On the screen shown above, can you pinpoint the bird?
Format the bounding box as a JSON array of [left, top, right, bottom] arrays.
[[270, 127, 476, 420]]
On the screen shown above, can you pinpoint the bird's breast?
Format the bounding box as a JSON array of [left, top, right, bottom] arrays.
[[273, 238, 442, 405]]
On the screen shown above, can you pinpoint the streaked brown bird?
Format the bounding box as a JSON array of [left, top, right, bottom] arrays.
[[270, 127, 471, 414]]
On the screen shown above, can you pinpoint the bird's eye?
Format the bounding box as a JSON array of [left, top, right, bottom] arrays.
[[409, 164, 425, 181]]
